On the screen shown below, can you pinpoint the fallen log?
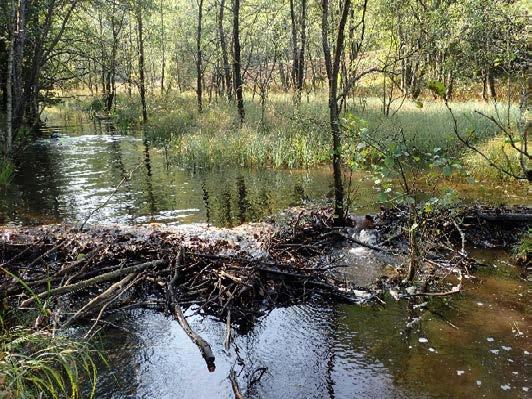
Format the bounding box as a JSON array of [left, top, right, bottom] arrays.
[[477, 213, 532, 223], [229, 369, 245, 399]]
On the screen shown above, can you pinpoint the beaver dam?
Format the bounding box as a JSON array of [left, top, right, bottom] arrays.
[[1, 204, 530, 398]]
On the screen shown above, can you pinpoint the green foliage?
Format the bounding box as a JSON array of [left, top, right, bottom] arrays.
[[427, 80, 446, 98], [0, 160, 14, 186], [86, 98, 104, 114], [0, 328, 99, 399]]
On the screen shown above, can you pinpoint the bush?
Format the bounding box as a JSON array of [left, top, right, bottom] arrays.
[[463, 135, 526, 181]]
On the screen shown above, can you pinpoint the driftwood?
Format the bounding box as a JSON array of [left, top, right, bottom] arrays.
[[64, 273, 138, 327], [168, 287, 216, 372], [229, 369, 245, 399]]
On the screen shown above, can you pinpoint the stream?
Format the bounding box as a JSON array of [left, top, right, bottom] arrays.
[[0, 119, 529, 398]]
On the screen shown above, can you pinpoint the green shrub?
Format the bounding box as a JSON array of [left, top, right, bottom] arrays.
[[463, 135, 526, 181], [0, 328, 99, 398]]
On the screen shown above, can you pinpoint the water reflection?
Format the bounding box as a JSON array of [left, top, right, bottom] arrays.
[[95, 258, 529, 399], [1, 126, 372, 227], [142, 139, 157, 220]]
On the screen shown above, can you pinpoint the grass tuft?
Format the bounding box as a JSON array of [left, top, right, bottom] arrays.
[[463, 135, 527, 181], [50, 91, 517, 170], [0, 327, 99, 399]]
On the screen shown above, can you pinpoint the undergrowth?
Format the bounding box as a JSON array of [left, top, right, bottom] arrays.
[[0, 325, 99, 399], [52, 91, 517, 172]]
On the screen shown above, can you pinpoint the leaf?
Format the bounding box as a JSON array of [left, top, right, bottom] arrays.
[[384, 156, 395, 169], [378, 192, 389, 203], [443, 164, 452, 177], [427, 80, 446, 97]]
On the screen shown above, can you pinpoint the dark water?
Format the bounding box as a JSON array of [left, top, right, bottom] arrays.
[[1, 121, 529, 398], [98, 257, 529, 399], [0, 123, 378, 227]]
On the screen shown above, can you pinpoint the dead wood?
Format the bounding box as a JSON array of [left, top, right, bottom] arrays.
[[229, 369, 245, 399], [20, 259, 165, 307], [1, 202, 525, 367], [64, 273, 138, 327], [167, 286, 216, 372]]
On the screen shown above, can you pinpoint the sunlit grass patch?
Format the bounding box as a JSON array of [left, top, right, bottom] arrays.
[[463, 135, 527, 182], [53, 91, 518, 171]]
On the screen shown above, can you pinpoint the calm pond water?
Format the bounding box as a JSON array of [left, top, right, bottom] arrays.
[[0, 120, 529, 398], [0, 121, 379, 227]]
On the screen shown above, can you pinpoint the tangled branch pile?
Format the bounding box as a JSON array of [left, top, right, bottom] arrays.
[[0, 216, 374, 370], [1, 204, 528, 374]]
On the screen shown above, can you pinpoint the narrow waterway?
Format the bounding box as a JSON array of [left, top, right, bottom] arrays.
[[0, 120, 528, 398]]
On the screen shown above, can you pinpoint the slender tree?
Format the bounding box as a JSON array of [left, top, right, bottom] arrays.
[[160, 0, 166, 94], [218, 0, 232, 99], [196, 0, 204, 112], [321, 0, 351, 225], [232, 0, 245, 123], [135, 1, 148, 123]]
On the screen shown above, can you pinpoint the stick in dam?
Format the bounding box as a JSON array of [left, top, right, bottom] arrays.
[[167, 284, 216, 372]]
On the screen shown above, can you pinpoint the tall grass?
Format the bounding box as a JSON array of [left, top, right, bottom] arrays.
[[0, 327, 99, 398], [0, 268, 101, 398], [463, 135, 527, 182], [53, 91, 517, 170]]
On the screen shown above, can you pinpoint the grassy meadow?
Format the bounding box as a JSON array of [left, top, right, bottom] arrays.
[[50, 90, 522, 174]]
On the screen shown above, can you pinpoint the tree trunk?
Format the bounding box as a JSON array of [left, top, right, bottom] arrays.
[[136, 4, 148, 124], [321, 0, 350, 226], [295, 0, 307, 102], [4, 0, 16, 159], [160, 0, 165, 95], [487, 69, 496, 100], [12, 0, 27, 132], [196, 0, 204, 112], [218, 0, 232, 99], [232, 0, 245, 123], [289, 0, 298, 89], [445, 70, 453, 100], [481, 71, 488, 101]]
